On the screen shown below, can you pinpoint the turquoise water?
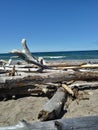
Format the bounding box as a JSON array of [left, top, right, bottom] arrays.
[[0, 50, 98, 61]]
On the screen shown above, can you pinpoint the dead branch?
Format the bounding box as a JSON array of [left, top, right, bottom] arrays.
[[62, 84, 74, 96], [9, 39, 49, 69]]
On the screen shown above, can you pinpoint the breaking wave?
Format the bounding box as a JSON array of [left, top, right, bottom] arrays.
[[43, 56, 66, 60]]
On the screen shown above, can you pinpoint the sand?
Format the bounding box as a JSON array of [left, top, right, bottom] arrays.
[[0, 96, 48, 126], [0, 60, 98, 126], [63, 89, 98, 118], [0, 89, 98, 126]]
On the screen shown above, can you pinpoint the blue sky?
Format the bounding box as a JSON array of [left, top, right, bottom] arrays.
[[0, 0, 98, 53]]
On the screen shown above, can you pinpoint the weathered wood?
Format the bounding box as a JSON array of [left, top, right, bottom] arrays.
[[5, 63, 35, 68], [0, 60, 7, 66], [38, 87, 67, 121], [1, 71, 98, 89], [47, 62, 87, 67], [0, 115, 98, 130], [0, 84, 57, 100], [56, 63, 98, 70], [0, 66, 62, 73], [0, 82, 58, 100], [0, 70, 7, 74], [1, 79, 98, 100], [62, 84, 74, 96], [70, 81, 98, 90], [10, 39, 49, 69], [1, 66, 39, 72]]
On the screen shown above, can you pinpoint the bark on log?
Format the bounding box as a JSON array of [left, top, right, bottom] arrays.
[[1, 71, 98, 89], [38, 87, 67, 121], [0, 84, 57, 100], [9, 39, 49, 69], [0, 115, 98, 130]]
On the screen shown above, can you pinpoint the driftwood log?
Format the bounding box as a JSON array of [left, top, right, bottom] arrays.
[[0, 84, 57, 100], [10, 39, 49, 69], [1, 70, 98, 100], [38, 87, 67, 121], [62, 84, 74, 96], [55, 63, 98, 70], [1, 71, 98, 89], [0, 115, 98, 130], [70, 81, 98, 90]]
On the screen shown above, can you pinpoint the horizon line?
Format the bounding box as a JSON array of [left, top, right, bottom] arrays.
[[0, 49, 98, 54]]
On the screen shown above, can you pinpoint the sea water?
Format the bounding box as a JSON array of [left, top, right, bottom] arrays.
[[0, 50, 98, 61]]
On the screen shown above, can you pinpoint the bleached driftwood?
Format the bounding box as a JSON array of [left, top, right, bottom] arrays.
[[0, 60, 7, 66], [47, 62, 87, 67], [70, 81, 98, 90], [58, 63, 98, 70], [1, 71, 98, 89], [62, 84, 74, 96], [1, 63, 98, 75], [0, 115, 98, 130], [38, 87, 67, 121], [10, 39, 49, 69], [0, 66, 64, 73]]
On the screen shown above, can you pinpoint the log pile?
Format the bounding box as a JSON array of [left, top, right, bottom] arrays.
[[0, 39, 98, 129]]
